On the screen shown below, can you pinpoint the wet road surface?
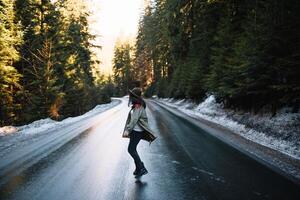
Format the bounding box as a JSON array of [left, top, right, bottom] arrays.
[[0, 98, 299, 200]]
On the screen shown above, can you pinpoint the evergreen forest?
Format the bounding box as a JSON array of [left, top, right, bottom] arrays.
[[1, 0, 300, 126], [113, 0, 300, 114], [0, 0, 112, 126]]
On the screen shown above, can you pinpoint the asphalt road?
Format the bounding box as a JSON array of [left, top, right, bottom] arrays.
[[0, 98, 299, 200]]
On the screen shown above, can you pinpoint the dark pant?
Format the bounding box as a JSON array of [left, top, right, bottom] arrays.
[[128, 130, 144, 170]]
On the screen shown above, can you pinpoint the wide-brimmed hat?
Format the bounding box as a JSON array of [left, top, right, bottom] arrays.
[[129, 87, 142, 98]]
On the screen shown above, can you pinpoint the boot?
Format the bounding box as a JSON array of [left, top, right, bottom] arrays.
[[135, 162, 148, 177], [133, 161, 139, 175], [135, 167, 148, 177], [133, 168, 139, 175]]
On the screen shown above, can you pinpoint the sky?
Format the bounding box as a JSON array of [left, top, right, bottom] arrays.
[[88, 0, 144, 75]]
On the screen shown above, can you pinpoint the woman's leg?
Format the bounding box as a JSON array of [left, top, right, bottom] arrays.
[[128, 130, 143, 170]]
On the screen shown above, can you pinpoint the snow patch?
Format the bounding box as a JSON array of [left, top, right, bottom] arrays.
[[17, 118, 58, 135], [0, 126, 18, 136], [172, 160, 181, 165], [1, 99, 120, 136], [158, 96, 300, 160]]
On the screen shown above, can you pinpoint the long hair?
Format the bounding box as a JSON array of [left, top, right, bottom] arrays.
[[130, 95, 146, 109]]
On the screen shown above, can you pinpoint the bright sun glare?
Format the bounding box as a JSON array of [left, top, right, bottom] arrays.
[[88, 0, 144, 75]]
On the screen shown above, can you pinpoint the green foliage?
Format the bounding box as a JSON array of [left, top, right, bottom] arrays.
[[132, 0, 300, 112], [0, 0, 23, 126], [0, 0, 112, 126], [113, 42, 135, 96]]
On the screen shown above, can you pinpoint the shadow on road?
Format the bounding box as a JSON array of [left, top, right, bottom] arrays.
[[129, 179, 148, 199]]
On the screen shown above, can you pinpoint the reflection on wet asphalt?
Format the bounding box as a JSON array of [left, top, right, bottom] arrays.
[[0, 99, 299, 200]]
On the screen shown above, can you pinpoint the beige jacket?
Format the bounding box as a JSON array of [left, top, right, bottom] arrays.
[[123, 105, 157, 143]]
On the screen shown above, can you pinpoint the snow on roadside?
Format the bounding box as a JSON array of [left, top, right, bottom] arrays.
[[0, 126, 18, 136], [157, 96, 300, 160], [0, 99, 121, 137]]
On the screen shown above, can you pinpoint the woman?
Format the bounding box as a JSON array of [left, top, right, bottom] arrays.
[[123, 87, 156, 177]]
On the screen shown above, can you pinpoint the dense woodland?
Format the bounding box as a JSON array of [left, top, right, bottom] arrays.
[[113, 0, 300, 114], [1, 0, 300, 126], [0, 0, 111, 126]]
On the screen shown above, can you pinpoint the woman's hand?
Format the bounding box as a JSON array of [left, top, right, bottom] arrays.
[[122, 130, 130, 138]]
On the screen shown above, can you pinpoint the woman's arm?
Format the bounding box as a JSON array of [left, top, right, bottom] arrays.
[[126, 107, 143, 133]]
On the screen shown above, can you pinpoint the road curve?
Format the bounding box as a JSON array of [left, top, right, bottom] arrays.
[[0, 98, 299, 200]]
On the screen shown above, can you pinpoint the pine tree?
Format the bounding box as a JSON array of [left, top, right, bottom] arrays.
[[113, 42, 134, 96], [0, 0, 23, 125], [13, 0, 62, 121], [135, 0, 300, 112], [134, 5, 154, 89]]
